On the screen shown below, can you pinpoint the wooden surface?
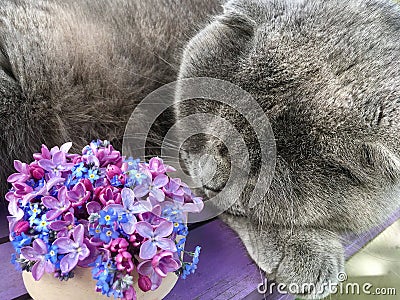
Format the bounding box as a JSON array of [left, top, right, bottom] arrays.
[[165, 220, 263, 300], [1, 202, 400, 300], [0, 242, 29, 300], [0, 203, 265, 300], [0, 202, 9, 242], [23, 265, 179, 300]]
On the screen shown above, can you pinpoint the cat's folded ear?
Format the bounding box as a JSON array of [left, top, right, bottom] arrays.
[[221, 0, 296, 31], [216, 12, 255, 36], [217, 0, 257, 36]]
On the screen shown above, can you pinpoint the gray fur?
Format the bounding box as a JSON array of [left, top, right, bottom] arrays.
[[177, 0, 400, 298], [1, 0, 400, 298], [0, 0, 220, 195]]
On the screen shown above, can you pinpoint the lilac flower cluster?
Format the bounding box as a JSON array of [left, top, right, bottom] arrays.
[[7, 140, 203, 300]]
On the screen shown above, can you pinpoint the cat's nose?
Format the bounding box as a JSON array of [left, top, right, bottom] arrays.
[[198, 151, 231, 193], [198, 153, 217, 179]]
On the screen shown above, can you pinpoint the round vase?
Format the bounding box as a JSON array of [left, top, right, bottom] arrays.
[[22, 266, 178, 300]]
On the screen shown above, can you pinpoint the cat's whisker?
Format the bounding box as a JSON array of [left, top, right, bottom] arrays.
[[124, 133, 182, 148], [94, 51, 169, 85], [124, 139, 182, 151], [123, 146, 181, 153], [130, 38, 179, 71]]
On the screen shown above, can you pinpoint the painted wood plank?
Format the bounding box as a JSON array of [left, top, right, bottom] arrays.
[[0, 202, 9, 240], [167, 209, 400, 300], [0, 242, 28, 300], [165, 219, 262, 300], [2, 209, 400, 300], [2, 219, 261, 300]]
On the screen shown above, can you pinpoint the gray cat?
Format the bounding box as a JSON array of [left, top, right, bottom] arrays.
[[1, 0, 400, 299], [177, 0, 400, 298]]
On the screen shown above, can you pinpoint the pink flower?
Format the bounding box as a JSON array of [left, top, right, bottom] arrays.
[[83, 155, 100, 168], [94, 186, 121, 206], [106, 238, 129, 252], [106, 165, 122, 179], [122, 286, 136, 300], [67, 182, 90, 207], [100, 187, 122, 206], [72, 155, 83, 165], [49, 212, 75, 237], [13, 220, 30, 236], [49, 142, 73, 156], [33, 144, 51, 161], [11, 182, 33, 198], [137, 251, 181, 290], [7, 160, 31, 183], [86, 201, 101, 215], [151, 251, 181, 277], [128, 234, 141, 247], [115, 250, 134, 273], [7, 173, 64, 209], [138, 275, 152, 292], [29, 163, 45, 180], [138, 211, 166, 226], [146, 157, 176, 177], [95, 145, 123, 167], [82, 178, 94, 192], [38, 151, 74, 175]]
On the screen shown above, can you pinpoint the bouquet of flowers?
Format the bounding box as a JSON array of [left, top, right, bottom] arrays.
[[6, 140, 203, 300]]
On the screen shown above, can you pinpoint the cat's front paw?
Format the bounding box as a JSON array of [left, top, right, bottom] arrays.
[[220, 214, 345, 299], [273, 231, 345, 299]]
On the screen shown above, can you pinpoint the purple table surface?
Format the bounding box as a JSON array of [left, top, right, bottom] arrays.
[[1, 206, 400, 300], [0, 242, 29, 300], [165, 220, 264, 300], [0, 202, 9, 239], [167, 209, 400, 300]]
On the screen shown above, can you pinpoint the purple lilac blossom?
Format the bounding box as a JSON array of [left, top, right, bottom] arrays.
[[134, 174, 168, 203], [135, 221, 176, 259], [137, 251, 181, 290], [67, 182, 91, 207], [107, 188, 152, 235], [49, 212, 75, 238], [38, 151, 74, 176], [21, 239, 55, 281], [53, 224, 90, 273], [42, 186, 71, 220]]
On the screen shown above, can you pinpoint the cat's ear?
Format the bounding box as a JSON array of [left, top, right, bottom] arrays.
[[217, 2, 256, 37], [216, 12, 255, 36]]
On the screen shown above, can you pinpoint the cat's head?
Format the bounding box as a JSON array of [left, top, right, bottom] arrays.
[[174, 0, 400, 226], [175, 0, 277, 206]]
